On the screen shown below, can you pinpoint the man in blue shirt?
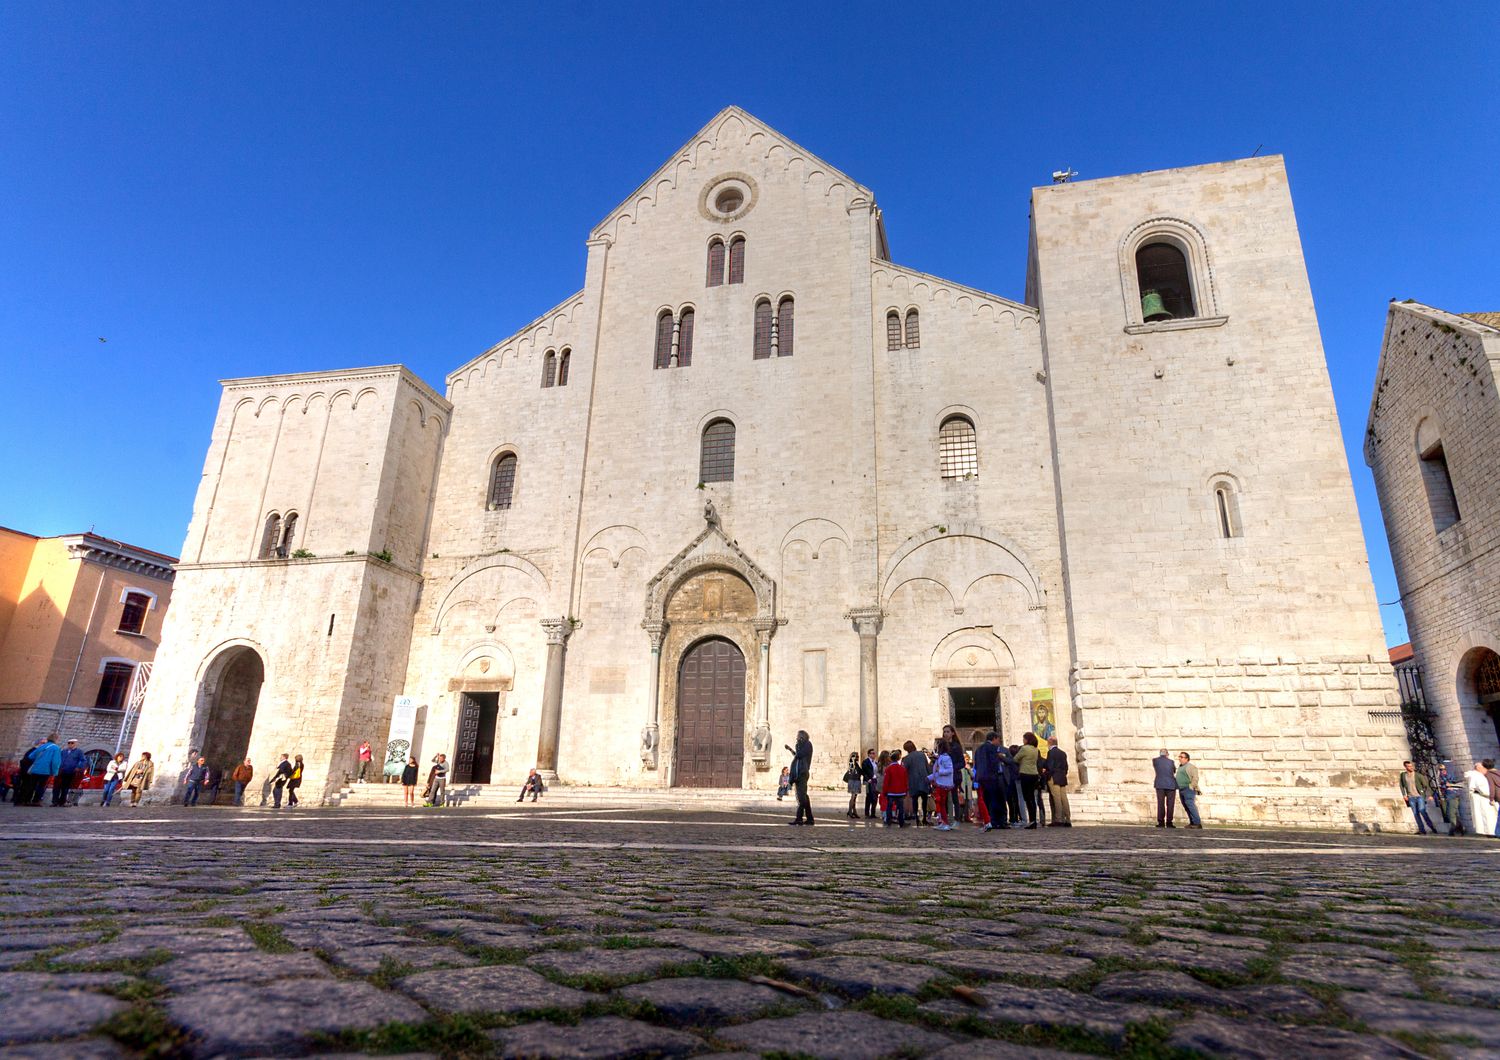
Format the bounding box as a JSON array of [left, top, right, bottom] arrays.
[[26, 735, 62, 806], [184, 757, 209, 807], [53, 739, 88, 806]]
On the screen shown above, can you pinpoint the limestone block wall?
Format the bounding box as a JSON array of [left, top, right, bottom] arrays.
[[1365, 304, 1500, 765]]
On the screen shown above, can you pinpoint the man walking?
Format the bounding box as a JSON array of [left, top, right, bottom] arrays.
[[861, 749, 878, 818], [974, 731, 1004, 832], [271, 754, 293, 808], [1176, 752, 1203, 829], [232, 758, 254, 805], [786, 731, 814, 825], [1046, 736, 1072, 826], [27, 734, 62, 806], [184, 757, 209, 806], [1153, 749, 1178, 827], [1399, 761, 1437, 835]]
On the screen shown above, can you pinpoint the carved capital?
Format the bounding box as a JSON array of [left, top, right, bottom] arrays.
[[845, 606, 884, 639], [641, 620, 667, 651], [541, 617, 574, 646]]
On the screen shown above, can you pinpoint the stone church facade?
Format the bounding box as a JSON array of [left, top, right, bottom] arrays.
[[133, 108, 1410, 826]]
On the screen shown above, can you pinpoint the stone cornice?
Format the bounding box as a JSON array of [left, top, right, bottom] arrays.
[[174, 554, 423, 585], [65, 536, 176, 582]]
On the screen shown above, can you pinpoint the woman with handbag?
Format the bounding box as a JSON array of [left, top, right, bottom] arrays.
[[122, 752, 155, 807], [844, 752, 862, 819]]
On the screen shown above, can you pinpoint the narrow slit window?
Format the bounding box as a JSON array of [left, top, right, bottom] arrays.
[[653, 311, 673, 369], [905, 308, 920, 348], [727, 237, 745, 284], [1213, 485, 1241, 539], [542, 349, 557, 388], [1135, 242, 1196, 320], [677, 309, 694, 367], [753, 300, 773, 359], [886, 311, 902, 351], [939, 415, 978, 479], [776, 297, 794, 357], [699, 419, 736, 483], [557, 348, 570, 387], [1420, 442, 1461, 532], [706, 240, 725, 287], [489, 453, 517, 510]]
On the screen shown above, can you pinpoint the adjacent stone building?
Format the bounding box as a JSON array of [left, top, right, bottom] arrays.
[[0, 526, 175, 759], [1365, 302, 1500, 768], [132, 108, 1409, 826]]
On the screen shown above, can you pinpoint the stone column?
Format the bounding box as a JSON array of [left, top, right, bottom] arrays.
[[640, 621, 666, 769], [847, 607, 883, 752], [535, 617, 572, 782], [750, 618, 776, 769]]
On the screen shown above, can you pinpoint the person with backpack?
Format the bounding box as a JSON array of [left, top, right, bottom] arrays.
[[929, 738, 956, 830], [786, 731, 813, 825]]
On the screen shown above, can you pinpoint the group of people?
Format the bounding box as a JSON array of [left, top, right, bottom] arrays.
[[1150, 749, 1205, 829], [178, 753, 303, 807], [1402, 758, 1500, 838], [6, 736, 93, 806], [781, 725, 1073, 830]]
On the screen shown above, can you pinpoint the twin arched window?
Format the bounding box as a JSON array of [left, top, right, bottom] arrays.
[[654, 309, 695, 369], [488, 453, 518, 510], [258, 511, 298, 558], [700, 419, 736, 483], [886, 309, 920, 350], [707, 237, 746, 287], [542, 347, 571, 389], [753, 297, 795, 359], [939, 416, 978, 479]]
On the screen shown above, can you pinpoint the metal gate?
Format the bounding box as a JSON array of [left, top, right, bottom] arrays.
[[1394, 662, 1447, 820]]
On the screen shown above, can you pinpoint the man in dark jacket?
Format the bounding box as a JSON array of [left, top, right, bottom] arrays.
[[973, 732, 1005, 833], [1152, 749, 1178, 827], [1046, 737, 1071, 826], [786, 731, 814, 826], [53, 739, 88, 806], [271, 754, 293, 808], [184, 757, 209, 806], [861, 749, 878, 818], [13, 742, 42, 808]]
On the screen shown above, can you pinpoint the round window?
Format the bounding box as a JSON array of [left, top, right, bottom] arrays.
[[699, 174, 757, 221], [714, 187, 744, 214]]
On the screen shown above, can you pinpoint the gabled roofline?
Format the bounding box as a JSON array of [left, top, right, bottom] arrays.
[[872, 260, 1037, 317], [446, 290, 586, 385], [589, 106, 874, 241]]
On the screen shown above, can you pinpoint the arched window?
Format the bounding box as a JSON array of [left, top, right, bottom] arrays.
[[542, 349, 557, 388], [488, 453, 517, 511], [677, 308, 694, 367], [727, 237, 745, 285], [1135, 242, 1196, 321], [654, 311, 674, 370], [939, 415, 978, 479], [905, 309, 920, 348], [557, 348, 571, 387], [706, 239, 726, 287], [776, 297, 794, 357], [886, 311, 902, 351], [280, 512, 299, 554], [754, 299, 773, 360], [117, 592, 151, 635], [1212, 482, 1241, 539], [259, 512, 282, 559], [699, 419, 736, 483]]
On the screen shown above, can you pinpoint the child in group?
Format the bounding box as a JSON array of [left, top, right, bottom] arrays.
[[930, 738, 955, 830], [776, 765, 790, 800], [882, 750, 909, 827]]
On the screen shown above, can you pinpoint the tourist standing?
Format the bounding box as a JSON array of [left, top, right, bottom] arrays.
[[1046, 737, 1072, 826], [1015, 733, 1041, 830], [427, 753, 448, 807], [27, 734, 62, 806], [401, 756, 419, 806], [54, 739, 86, 806], [930, 739, 955, 830], [1435, 762, 1464, 836], [12, 742, 42, 807], [1488, 760, 1500, 838], [1153, 749, 1178, 828], [101, 753, 127, 806], [974, 731, 1004, 832], [122, 752, 154, 806], [357, 740, 373, 783], [1176, 752, 1203, 829], [286, 754, 304, 807], [904, 741, 931, 825], [1399, 761, 1437, 835], [271, 754, 293, 808], [875, 750, 891, 818], [232, 759, 254, 805], [861, 749, 878, 818], [184, 757, 209, 806], [844, 753, 862, 819], [1464, 762, 1497, 837], [1002, 745, 1023, 827], [882, 749, 909, 827], [786, 731, 814, 826]]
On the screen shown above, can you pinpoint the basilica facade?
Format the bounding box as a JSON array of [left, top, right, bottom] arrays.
[[132, 108, 1411, 827]]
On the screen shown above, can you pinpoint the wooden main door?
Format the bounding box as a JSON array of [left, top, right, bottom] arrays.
[[675, 638, 745, 788]]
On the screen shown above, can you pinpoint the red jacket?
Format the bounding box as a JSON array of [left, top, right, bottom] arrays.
[[883, 761, 909, 797]]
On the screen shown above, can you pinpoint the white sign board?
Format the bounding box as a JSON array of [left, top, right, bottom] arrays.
[[384, 696, 418, 777]]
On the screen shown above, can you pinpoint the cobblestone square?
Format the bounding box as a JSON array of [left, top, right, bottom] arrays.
[[2, 802, 1497, 1058]]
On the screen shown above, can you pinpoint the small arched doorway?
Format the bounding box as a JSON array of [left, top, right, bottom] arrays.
[[200, 647, 264, 771], [1459, 647, 1500, 746], [675, 637, 745, 788]]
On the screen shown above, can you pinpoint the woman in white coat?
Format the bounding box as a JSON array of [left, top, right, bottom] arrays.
[[1464, 762, 1498, 838]]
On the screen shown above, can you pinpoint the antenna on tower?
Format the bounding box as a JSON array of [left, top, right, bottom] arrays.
[[1051, 167, 1077, 184]]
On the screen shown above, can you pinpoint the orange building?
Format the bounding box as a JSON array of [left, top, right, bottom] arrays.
[[0, 526, 176, 765]]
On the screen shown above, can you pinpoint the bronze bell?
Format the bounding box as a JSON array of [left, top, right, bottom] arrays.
[[1141, 289, 1171, 322]]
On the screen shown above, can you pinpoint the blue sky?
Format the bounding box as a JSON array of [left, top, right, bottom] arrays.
[[2, 2, 1496, 645]]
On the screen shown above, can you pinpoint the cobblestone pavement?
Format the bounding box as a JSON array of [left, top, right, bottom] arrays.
[[2, 802, 1498, 1058]]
